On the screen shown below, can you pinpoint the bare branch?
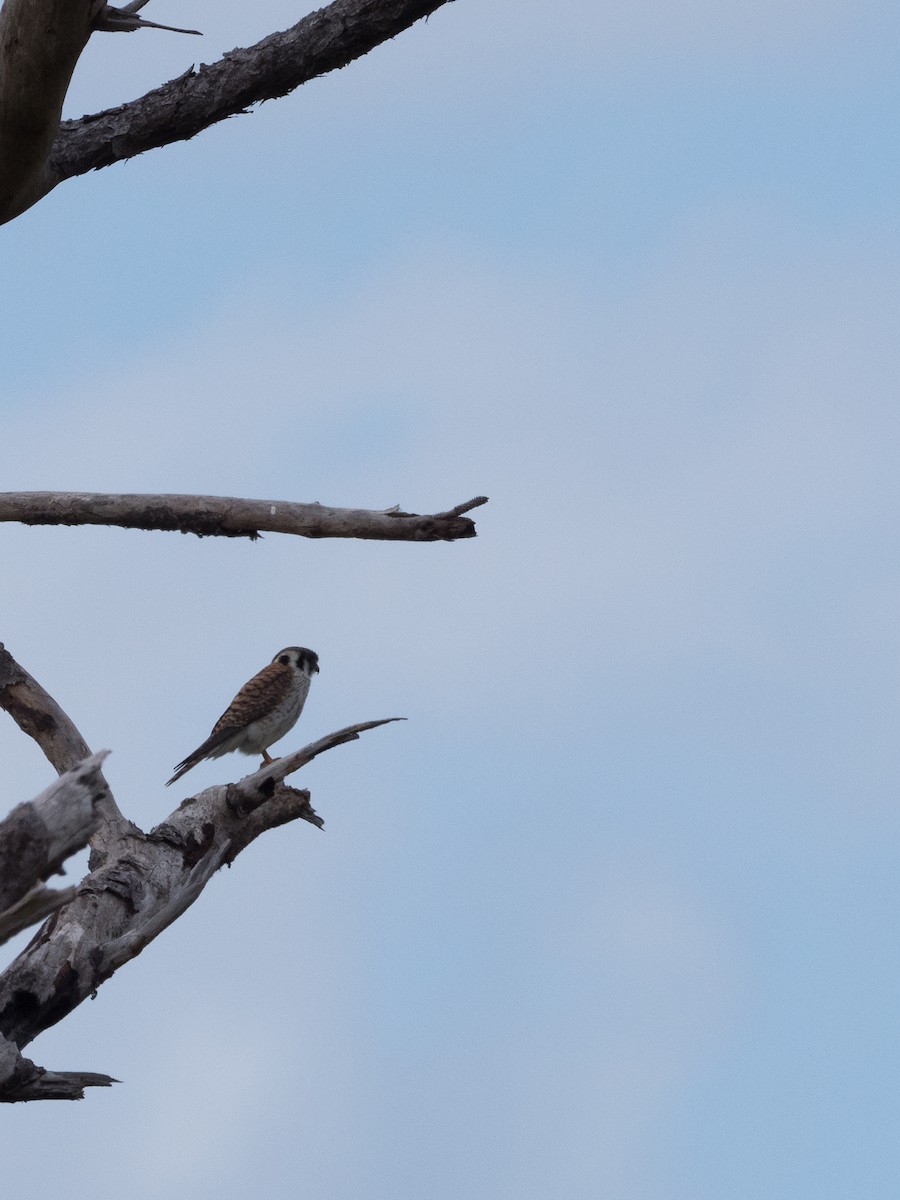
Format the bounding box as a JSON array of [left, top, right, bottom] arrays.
[[0, 884, 78, 946], [54, 0, 453, 175], [237, 717, 406, 791], [0, 645, 92, 774], [0, 717, 399, 1080], [0, 0, 455, 222], [0, 1033, 116, 1102], [0, 751, 108, 919], [435, 496, 490, 519], [0, 492, 485, 541], [0, 644, 134, 854]]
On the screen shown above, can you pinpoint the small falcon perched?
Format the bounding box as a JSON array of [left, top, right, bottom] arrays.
[[166, 647, 319, 786]]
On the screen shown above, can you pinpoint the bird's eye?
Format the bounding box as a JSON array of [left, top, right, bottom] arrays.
[[279, 654, 290, 665]]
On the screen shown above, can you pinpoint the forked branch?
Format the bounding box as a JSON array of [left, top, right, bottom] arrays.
[[0, 0, 455, 223]]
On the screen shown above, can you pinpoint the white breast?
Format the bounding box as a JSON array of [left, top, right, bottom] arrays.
[[236, 672, 311, 755]]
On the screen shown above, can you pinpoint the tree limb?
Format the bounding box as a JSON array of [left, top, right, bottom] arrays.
[[0, 1033, 116, 1101], [0, 492, 487, 541], [0, 644, 94, 775], [240, 717, 405, 791], [0, 644, 132, 855], [0, 717, 400, 1099], [0, 0, 455, 223], [0, 751, 108, 923], [0, 884, 78, 946]]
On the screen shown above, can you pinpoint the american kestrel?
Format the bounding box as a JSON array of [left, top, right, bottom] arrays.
[[166, 646, 319, 786]]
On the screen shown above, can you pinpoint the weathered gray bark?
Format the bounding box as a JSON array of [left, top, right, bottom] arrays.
[[0, 882, 78, 945], [0, 751, 108, 926], [0, 491, 487, 541], [0, 643, 132, 853], [0, 0, 455, 224], [0, 1032, 116, 1101], [0, 643, 403, 1101], [0, 644, 98, 775]]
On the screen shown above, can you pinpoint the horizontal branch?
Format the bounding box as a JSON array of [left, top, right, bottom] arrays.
[[0, 492, 487, 541], [0, 717, 400, 1083]]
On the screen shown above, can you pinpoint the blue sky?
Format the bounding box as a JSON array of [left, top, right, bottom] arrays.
[[3, 2, 900, 1197]]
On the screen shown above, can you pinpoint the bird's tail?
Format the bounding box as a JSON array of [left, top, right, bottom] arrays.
[[165, 755, 200, 787]]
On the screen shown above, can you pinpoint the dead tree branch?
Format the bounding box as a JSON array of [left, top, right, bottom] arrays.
[[0, 1032, 116, 1101], [0, 492, 487, 541], [0, 752, 108, 931], [0, 644, 133, 856], [0, 884, 78, 946], [0, 717, 401, 1101], [0, 643, 94, 775], [0, 0, 455, 223]]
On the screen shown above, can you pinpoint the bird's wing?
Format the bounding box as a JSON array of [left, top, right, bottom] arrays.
[[208, 659, 295, 735]]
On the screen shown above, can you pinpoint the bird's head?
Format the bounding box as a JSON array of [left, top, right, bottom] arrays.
[[273, 646, 319, 675]]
